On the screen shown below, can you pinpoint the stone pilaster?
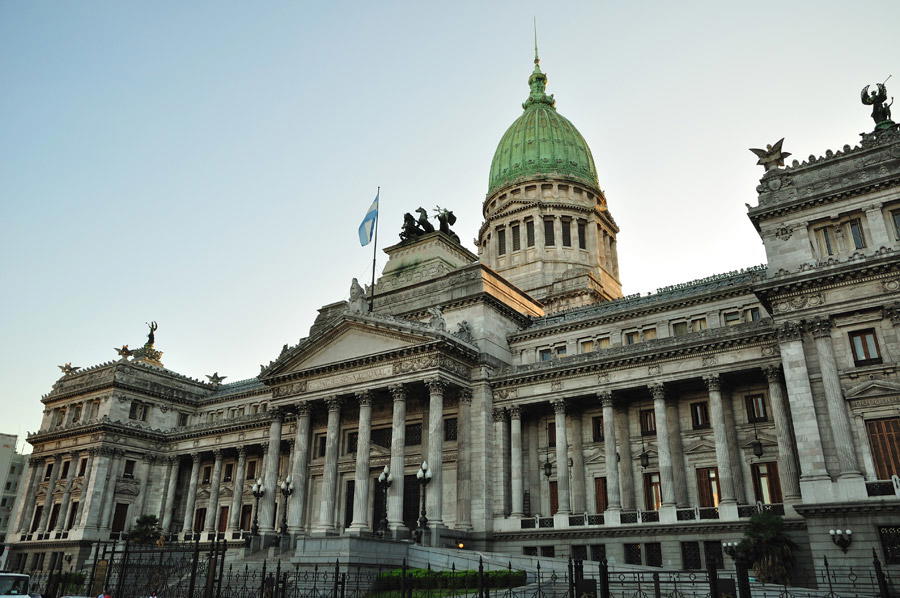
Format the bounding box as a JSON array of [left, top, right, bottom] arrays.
[[551, 399, 571, 515], [288, 405, 311, 533], [722, 389, 747, 504], [204, 450, 224, 532], [315, 397, 341, 534], [228, 448, 247, 532], [349, 391, 373, 532], [762, 365, 801, 502], [616, 406, 635, 510], [509, 406, 524, 517], [665, 397, 689, 507], [38, 455, 62, 533], [135, 454, 155, 523], [181, 453, 201, 533], [259, 411, 283, 534], [161, 456, 179, 531], [492, 406, 510, 515], [54, 455, 78, 533], [455, 390, 473, 530], [98, 450, 123, 530], [649, 384, 676, 508], [704, 375, 736, 509], [81, 449, 109, 531], [13, 457, 41, 534], [809, 318, 862, 478], [425, 378, 446, 527], [600, 393, 621, 513], [864, 204, 892, 248], [569, 411, 587, 513], [387, 385, 407, 533]]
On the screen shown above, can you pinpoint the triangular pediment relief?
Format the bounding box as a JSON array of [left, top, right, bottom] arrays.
[[740, 434, 777, 449], [371, 444, 391, 458], [845, 379, 900, 400], [584, 448, 608, 465], [685, 439, 717, 454]]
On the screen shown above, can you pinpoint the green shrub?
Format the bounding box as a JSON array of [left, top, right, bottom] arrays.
[[373, 568, 526, 591]]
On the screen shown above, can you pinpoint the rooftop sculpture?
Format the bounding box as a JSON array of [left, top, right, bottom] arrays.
[[861, 80, 894, 130], [398, 206, 460, 245], [750, 138, 791, 172]]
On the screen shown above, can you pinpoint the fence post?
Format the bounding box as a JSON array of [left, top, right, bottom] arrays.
[[333, 559, 340, 598], [217, 538, 227, 598], [188, 535, 201, 598], [260, 559, 268, 597], [652, 572, 661, 598], [535, 561, 541, 598], [401, 558, 408, 598], [734, 557, 751, 598], [706, 560, 719, 598], [568, 557, 575, 598], [275, 560, 282, 598], [87, 539, 100, 596], [508, 561, 513, 597], [115, 537, 130, 598], [478, 556, 485, 598], [872, 548, 890, 598], [598, 559, 609, 598]]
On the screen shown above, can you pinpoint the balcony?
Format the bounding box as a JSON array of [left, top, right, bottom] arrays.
[[865, 478, 900, 497]]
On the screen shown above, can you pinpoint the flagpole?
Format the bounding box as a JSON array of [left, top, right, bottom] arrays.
[[368, 186, 380, 312]]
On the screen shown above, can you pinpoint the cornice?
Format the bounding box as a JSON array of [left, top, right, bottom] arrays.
[[490, 518, 805, 541], [754, 252, 899, 298], [792, 500, 900, 516]]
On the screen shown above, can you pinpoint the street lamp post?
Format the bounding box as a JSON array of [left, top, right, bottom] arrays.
[[414, 461, 432, 544], [250, 478, 265, 536], [279, 476, 294, 536], [376, 465, 393, 537]]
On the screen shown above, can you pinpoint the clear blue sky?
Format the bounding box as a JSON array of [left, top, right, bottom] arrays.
[[2, 1, 898, 450]]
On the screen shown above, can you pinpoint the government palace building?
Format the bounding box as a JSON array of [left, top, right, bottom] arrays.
[[6, 53, 900, 576]]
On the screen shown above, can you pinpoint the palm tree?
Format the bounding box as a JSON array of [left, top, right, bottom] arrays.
[[129, 514, 163, 545], [736, 511, 798, 585]]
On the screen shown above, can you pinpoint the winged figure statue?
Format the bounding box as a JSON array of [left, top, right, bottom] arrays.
[[749, 138, 791, 172]]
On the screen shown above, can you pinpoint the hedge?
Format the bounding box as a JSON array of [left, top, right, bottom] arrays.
[[373, 568, 527, 590]]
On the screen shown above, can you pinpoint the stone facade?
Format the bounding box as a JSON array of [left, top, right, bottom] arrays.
[[5, 63, 900, 581]]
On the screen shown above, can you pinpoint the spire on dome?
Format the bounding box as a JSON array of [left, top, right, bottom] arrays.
[[524, 20, 555, 110]]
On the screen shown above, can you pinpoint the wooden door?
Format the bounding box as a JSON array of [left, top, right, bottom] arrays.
[[549, 481, 559, 515], [867, 417, 900, 479], [193, 507, 206, 532], [344, 481, 355, 529], [696, 467, 719, 508], [217, 506, 229, 532], [111, 503, 129, 533], [240, 505, 252, 530], [594, 477, 608, 512]]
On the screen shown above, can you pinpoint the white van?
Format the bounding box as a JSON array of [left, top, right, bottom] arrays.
[[0, 573, 29, 596]]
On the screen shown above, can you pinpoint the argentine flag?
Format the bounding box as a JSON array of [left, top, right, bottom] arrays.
[[358, 192, 379, 246]]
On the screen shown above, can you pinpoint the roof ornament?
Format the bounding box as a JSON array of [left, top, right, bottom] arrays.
[[348, 277, 367, 314], [523, 18, 555, 110], [145, 321, 158, 347], [206, 372, 227, 386], [749, 138, 791, 172], [58, 362, 80, 375], [861, 76, 895, 131], [114, 345, 132, 360]]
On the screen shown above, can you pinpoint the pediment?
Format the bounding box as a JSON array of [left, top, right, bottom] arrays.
[[845, 379, 900, 400], [685, 439, 716, 454], [584, 448, 608, 465]]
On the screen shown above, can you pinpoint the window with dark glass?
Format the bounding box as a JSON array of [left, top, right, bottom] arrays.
[[555, 345, 567, 357], [624, 543, 642, 565], [71, 405, 82, 423], [371, 427, 392, 449], [644, 472, 662, 510], [745, 307, 761, 322], [577, 220, 587, 250], [751, 462, 782, 504], [892, 210, 900, 240], [571, 545, 587, 561], [745, 394, 768, 422], [77, 458, 87, 477], [123, 459, 136, 479], [696, 467, 720, 507], [523, 547, 538, 556], [704, 541, 724, 570], [526, 220, 535, 247], [590, 544, 606, 562], [178, 413, 189, 426], [849, 329, 882, 366], [561, 219, 572, 247], [879, 526, 900, 565], [681, 542, 702, 570], [405, 423, 422, 446], [625, 331, 639, 345], [223, 463, 234, 482], [497, 228, 506, 255], [538, 348, 552, 362], [690, 402, 710, 429], [645, 543, 663, 567], [866, 417, 900, 479], [540, 546, 556, 557], [511, 224, 521, 251], [246, 459, 257, 480], [547, 423, 556, 448], [444, 417, 458, 441], [544, 219, 555, 246], [723, 311, 741, 326], [848, 218, 866, 249], [345, 431, 358, 454], [202, 465, 211, 484], [639, 409, 656, 436], [44, 463, 53, 480], [591, 416, 604, 442], [60, 461, 70, 480], [818, 226, 835, 256]]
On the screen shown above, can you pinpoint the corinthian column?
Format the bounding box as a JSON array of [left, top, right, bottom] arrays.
[[649, 384, 676, 508], [570, 412, 587, 513], [599, 393, 621, 511], [762, 365, 801, 502], [704, 375, 736, 506], [456, 390, 473, 530], [492, 407, 510, 515], [349, 391, 373, 532], [204, 450, 224, 532], [135, 454, 155, 522], [387, 385, 407, 534], [54, 455, 78, 533], [315, 397, 341, 533], [809, 318, 861, 477], [181, 453, 201, 534], [551, 399, 571, 515], [288, 405, 311, 533], [228, 448, 247, 532], [13, 457, 41, 535], [38, 455, 62, 533], [509, 406, 524, 517], [616, 407, 635, 510], [161, 456, 179, 531], [426, 379, 446, 527], [665, 398, 689, 507], [259, 411, 283, 534]]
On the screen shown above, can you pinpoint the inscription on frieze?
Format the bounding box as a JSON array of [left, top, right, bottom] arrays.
[[306, 365, 396, 392]]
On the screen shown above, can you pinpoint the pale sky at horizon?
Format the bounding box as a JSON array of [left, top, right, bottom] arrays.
[[2, 1, 898, 452]]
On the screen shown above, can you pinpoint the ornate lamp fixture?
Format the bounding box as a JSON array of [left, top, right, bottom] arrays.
[[414, 461, 432, 544], [543, 424, 553, 479], [250, 478, 265, 536], [750, 418, 764, 458], [639, 437, 650, 469], [279, 476, 294, 535], [830, 529, 853, 552], [376, 465, 393, 537]]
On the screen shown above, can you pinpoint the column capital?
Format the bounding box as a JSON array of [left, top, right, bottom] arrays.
[[426, 378, 447, 394], [259, 441, 269, 455], [190, 452, 201, 463], [269, 408, 286, 422], [236, 446, 247, 457], [598, 391, 614, 408], [491, 407, 507, 422], [775, 320, 803, 342], [212, 449, 223, 460], [458, 389, 473, 405], [324, 396, 342, 411], [285, 438, 295, 450], [295, 402, 311, 416], [508, 405, 522, 419], [884, 303, 900, 326], [388, 383, 406, 401], [550, 399, 567, 414], [702, 374, 721, 392], [808, 317, 833, 339], [355, 390, 373, 406], [165, 455, 178, 464], [648, 382, 666, 401], [762, 364, 782, 382], [142, 453, 157, 463]]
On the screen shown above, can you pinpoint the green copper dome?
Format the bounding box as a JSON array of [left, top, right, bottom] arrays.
[[488, 59, 598, 196]]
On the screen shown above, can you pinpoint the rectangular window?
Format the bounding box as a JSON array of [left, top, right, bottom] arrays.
[[540, 546, 556, 558], [60, 461, 70, 480], [497, 228, 506, 255], [591, 416, 604, 442], [589, 544, 606, 562], [580, 339, 594, 353], [594, 477, 608, 512], [672, 321, 688, 336], [544, 219, 555, 246], [405, 423, 422, 446], [893, 210, 900, 240], [639, 409, 656, 436], [538, 348, 552, 361], [78, 458, 87, 477], [66, 501, 79, 530], [246, 459, 257, 480], [848, 218, 866, 250], [71, 405, 82, 423], [371, 427, 392, 449], [745, 307, 761, 322], [704, 541, 724, 570], [555, 345, 567, 358], [690, 402, 710, 430], [596, 337, 610, 349], [123, 459, 136, 479], [690, 318, 707, 332], [345, 431, 358, 454], [745, 394, 768, 423], [444, 417, 458, 441], [817, 226, 835, 256], [202, 465, 212, 484], [879, 526, 900, 565], [522, 547, 538, 557], [571, 545, 588, 561], [696, 467, 721, 508], [511, 224, 521, 251], [549, 480, 559, 515], [866, 417, 900, 479], [723, 311, 741, 326], [625, 331, 639, 345], [751, 462, 782, 504], [561, 219, 572, 247], [547, 423, 556, 448], [577, 220, 587, 250], [645, 543, 663, 567], [681, 542, 702, 570], [644, 472, 662, 510], [223, 463, 234, 482], [178, 413, 189, 426], [849, 329, 882, 366], [44, 463, 53, 480], [526, 220, 535, 247], [642, 328, 657, 341], [624, 543, 642, 565]]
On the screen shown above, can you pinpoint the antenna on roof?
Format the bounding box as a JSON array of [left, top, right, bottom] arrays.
[[533, 16, 540, 65]]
